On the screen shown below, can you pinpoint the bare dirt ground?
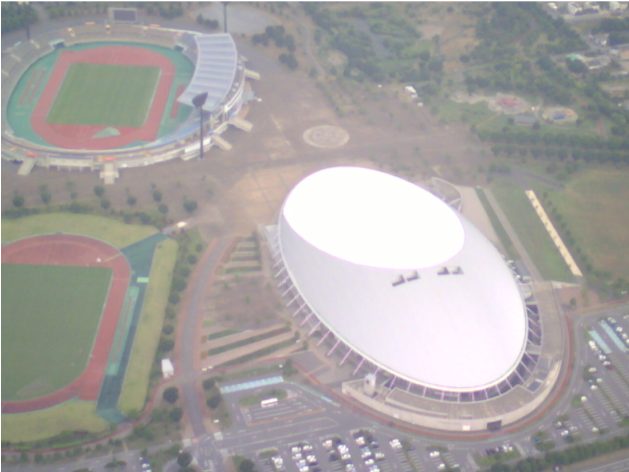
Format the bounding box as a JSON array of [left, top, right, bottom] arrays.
[[1, 8, 488, 245]]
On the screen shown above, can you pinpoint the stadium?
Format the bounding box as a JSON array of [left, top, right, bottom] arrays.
[[1, 16, 259, 183], [264, 167, 566, 432]]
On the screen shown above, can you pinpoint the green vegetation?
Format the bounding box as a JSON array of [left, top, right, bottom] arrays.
[[118, 238, 178, 414], [217, 337, 299, 368], [1, 213, 157, 249], [488, 430, 629, 472], [47, 63, 159, 127], [473, 449, 520, 467], [1, 401, 108, 443], [207, 327, 290, 357], [239, 388, 288, 406], [207, 329, 241, 341], [1, 2, 37, 34], [475, 188, 520, 260], [492, 183, 573, 282], [548, 169, 629, 287], [2, 265, 112, 400]]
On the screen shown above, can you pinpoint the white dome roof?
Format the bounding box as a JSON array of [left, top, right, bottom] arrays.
[[283, 167, 465, 270], [279, 167, 527, 390]]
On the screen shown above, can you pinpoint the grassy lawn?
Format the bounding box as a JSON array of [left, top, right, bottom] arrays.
[[1, 213, 157, 249], [47, 63, 159, 128], [473, 450, 520, 467], [492, 181, 574, 282], [475, 188, 520, 260], [548, 169, 629, 282], [1, 401, 108, 442], [2, 264, 112, 401], [117, 238, 178, 415]]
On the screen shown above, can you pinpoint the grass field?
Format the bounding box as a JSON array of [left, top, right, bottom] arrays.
[[2, 264, 112, 401], [475, 187, 520, 260], [117, 238, 178, 415], [492, 181, 574, 282], [46, 63, 160, 128], [1, 401, 108, 442], [1, 213, 157, 248], [548, 169, 629, 282]]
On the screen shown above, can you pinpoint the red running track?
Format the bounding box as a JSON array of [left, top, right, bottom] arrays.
[[1, 235, 130, 413], [31, 45, 175, 150]]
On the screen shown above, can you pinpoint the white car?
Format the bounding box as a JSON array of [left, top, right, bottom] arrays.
[[429, 451, 440, 458]]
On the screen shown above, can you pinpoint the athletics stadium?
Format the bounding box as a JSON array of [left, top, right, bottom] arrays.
[[1, 18, 259, 182], [264, 167, 567, 432]]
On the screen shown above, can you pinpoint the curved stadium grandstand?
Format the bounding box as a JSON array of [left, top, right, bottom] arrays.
[[264, 167, 566, 432], [1, 21, 258, 182]]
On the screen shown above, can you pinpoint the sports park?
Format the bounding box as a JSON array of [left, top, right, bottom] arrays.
[[1, 22, 258, 182], [1, 216, 176, 433]]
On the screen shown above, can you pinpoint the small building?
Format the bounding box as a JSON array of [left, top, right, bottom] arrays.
[[161, 358, 175, 379], [404, 85, 418, 98], [514, 114, 538, 126], [567, 2, 581, 15]]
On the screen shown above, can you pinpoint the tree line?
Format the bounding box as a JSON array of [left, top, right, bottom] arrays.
[[487, 430, 629, 472], [1, 3, 37, 35]]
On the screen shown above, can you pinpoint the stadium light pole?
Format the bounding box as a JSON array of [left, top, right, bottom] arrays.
[[192, 92, 208, 159], [222, 2, 228, 33], [20, 1, 31, 41]]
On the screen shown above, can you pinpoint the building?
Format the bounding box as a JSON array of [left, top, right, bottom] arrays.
[[514, 114, 538, 126], [264, 167, 565, 432]]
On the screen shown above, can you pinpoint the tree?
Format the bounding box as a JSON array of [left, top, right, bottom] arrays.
[[206, 393, 223, 409], [127, 195, 137, 206], [187, 254, 198, 265], [163, 386, 179, 404], [177, 451, 192, 468], [101, 199, 111, 210], [12, 194, 24, 208], [203, 378, 216, 390], [239, 459, 256, 472], [183, 199, 197, 214], [169, 407, 183, 422], [94, 185, 105, 197], [158, 203, 169, 215], [153, 190, 162, 202]]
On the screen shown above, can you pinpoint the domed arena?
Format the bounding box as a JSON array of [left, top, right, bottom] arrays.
[[264, 167, 566, 432]]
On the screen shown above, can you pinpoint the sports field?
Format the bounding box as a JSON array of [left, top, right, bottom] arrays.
[[46, 63, 160, 128], [1, 264, 112, 401]]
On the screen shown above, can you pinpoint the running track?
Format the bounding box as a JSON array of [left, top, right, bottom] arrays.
[[1, 234, 130, 413]]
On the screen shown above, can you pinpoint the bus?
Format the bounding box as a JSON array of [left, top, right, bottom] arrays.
[[261, 397, 278, 408]]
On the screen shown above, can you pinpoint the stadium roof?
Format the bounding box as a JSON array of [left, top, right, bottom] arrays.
[[178, 33, 239, 111], [279, 167, 528, 391], [283, 167, 465, 270]]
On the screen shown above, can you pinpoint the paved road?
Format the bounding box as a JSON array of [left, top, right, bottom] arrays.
[[179, 237, 233, 437]]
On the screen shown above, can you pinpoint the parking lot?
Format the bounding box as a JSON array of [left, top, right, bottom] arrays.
[[254, 429, 470, 472], [534, 313, 629, 448]]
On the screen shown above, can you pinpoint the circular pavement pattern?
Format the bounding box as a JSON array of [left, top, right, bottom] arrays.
[[303, 125, 350, 149]]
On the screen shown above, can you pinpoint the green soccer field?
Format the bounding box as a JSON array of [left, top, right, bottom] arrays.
[[46, 63, 160, 128], [1, 264, 112, 401]]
